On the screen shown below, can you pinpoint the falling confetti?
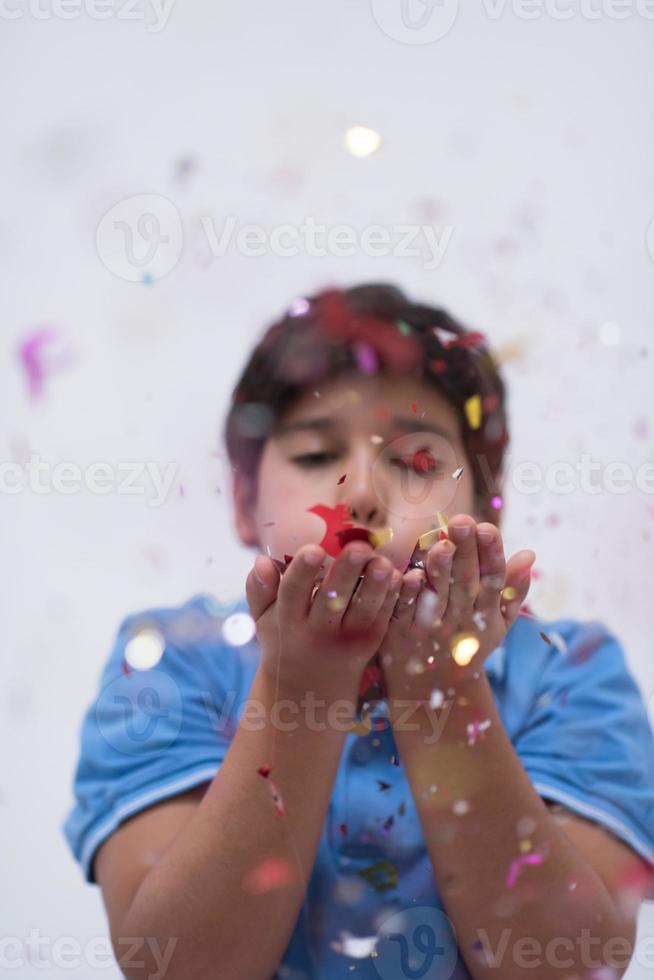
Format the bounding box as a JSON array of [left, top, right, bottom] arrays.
[[491, 495, 503, 510], [429, 689, 445, 709], [242, 856, 294, 895], [452, 466, 464, 480], [377, 780, 391, 792], [464, 394, 482, 430], [451, 632, 480, 666], [288, 297, 310, 317], [330, 931, 378, 959], [466, 718, 492, 747], [506, 852, 544, 888], [337, 474, 347, 485], [124, 628, 165, 671], [222, 612, 256, 646], [539, 631, 552, 645], [353, 340, 379, 376], [358, 859, 398, 892], [17, 327, 70, 400], [257, 764, 285, 817], [344, 125, 381, 158]]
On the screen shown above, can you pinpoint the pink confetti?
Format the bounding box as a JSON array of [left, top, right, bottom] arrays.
[[506, 852, 544, 888], [17, 327, 67, 400], [242, 856, 294, 894], [353, 340, 379, 376]]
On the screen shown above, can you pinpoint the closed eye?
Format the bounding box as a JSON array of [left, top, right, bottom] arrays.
[[291, 452, 340, 467]]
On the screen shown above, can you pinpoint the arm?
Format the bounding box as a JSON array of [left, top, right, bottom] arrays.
[[118, 662, 359, 980], [114, 540, 400, 980], [388, 672, 637, 980]]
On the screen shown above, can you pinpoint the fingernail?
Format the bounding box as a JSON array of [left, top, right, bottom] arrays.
[[478, 530, 494, 544], [372, 565, 391, 581], [452, 524, 472, 538], [436, 545, 455, 565]]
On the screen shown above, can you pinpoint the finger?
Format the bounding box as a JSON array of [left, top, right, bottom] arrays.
[[277, 545, 326, 622], [443, 515, 479, 623], [246, 555, 281, 621], [309, 541, 374, 630], [425, 539, 455, 624], [371, 568, 404, 632], [391, 567, 424, 629], [475, 523, 507, 615], [500, 550, 536, 628], [341, 555, 395, 634]]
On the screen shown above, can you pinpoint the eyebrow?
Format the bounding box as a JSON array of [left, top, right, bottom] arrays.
[[274, 416, 457, 442]]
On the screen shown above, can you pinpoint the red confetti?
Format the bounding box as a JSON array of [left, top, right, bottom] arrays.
[[121, 659, 131, 676], [411, 400, 417, 413], [429, 358, 448, 374], [242, 856, 294, 895], [336, 526, 374, 548], [308, 503, 355, 557], [337, 474, 347, 485], [257, 764, 272, 779], [339, 822, 348, 837]]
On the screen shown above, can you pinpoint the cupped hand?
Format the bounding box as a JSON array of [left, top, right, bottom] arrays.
[[378, 514, 536, 698]]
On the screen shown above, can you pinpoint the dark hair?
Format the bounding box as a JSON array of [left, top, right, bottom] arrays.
[[223, 283, 509, 524]]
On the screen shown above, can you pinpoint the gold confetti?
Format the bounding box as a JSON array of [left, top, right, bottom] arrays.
[[418, 512, 449, 550], [451, 632, 480, 666], [464, 394, 482, 430], [369, 526, 394, 549], [501, 586, 517, 601]]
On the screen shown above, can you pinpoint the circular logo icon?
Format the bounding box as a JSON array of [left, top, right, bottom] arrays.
[[370, 0, 459, 45], [96, 193, 183, 282], [373, 905, 458, 979], [370, 431, 462, 521], [95, 666, 182, 756]]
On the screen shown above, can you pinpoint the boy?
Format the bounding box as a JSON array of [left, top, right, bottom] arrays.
[[63, 284, 654, 980]]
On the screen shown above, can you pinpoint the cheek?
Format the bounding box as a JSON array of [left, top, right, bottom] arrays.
[[253, 460, 341, 560]]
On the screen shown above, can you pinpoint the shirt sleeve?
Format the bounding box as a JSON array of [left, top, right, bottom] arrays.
[[61, 596, 245, 884], [514, 619, 654, 867]]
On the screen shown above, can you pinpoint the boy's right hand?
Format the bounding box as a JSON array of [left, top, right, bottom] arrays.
[[245, 543, 402, 698]]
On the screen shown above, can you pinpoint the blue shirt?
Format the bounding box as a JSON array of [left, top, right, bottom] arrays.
[[62, 595, 654, 979]]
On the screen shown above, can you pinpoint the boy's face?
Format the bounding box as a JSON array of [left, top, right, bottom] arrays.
[[234, 370, 489, 573]]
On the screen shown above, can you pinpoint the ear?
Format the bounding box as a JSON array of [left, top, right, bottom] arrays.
[[232, 467, 260, 547]]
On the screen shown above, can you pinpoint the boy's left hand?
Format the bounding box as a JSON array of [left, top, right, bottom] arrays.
[[378, 514, 536, 699]]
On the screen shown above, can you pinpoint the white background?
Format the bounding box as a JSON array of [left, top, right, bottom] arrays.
[[1, 1, 653, 977]]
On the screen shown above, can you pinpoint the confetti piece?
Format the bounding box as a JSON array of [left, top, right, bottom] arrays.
[[288, 297, 310, 317], [330, 931, 378, 959], [452, 466, 464, 480], [337, 474, 347, 485], [390, 754, 401, 767], [124, 627, 166, 671], [466, 718, 492, 747], [382, 815, 394, 833], [121, 659, 132, 676], [336, 526, 374, 548], [17, 326, 71, 400], [358, 859, 398, 892], [452, 799, 470, 816], [339, 822, 348, 837], [464, 394, 482, 430], [491, 495, 503, 510], [353, 340, 379, 376], [501, 586, 517, 601], [451, 632, 480, 666], [368, 526, 393, 549], [397, 320, 411, 335], [308, 503, 355, 557], [344, 125, 381, 158], [429, 689, 445, 709], [377, 780, 391, 792], [411, 400, 417, 413], [505, 852, 544, 888], [429, 357, 448, 374], [242, 856, 294, 894], [398, 800, 406, 816], [539, 631, 552, 645], [269, 780, 285, 817], [257, 764, 272, 779], [222, 612, 256, 646]]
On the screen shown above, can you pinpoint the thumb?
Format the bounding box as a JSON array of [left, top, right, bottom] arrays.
[[246, 554, 281, 621], [500, 550, 536, 627]]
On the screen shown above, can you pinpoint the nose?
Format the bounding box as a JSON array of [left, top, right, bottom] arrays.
[[339, 446, 387, 528]]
